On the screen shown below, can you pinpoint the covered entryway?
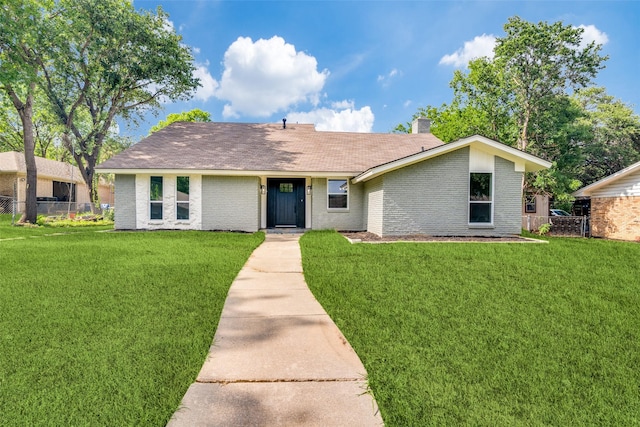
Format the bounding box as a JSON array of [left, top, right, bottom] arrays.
[[267, 178, 306, 228]]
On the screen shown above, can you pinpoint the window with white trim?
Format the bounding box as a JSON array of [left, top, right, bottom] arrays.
[[150, 176, 163, 220], [176, 176, 189, 220], [469, 173, 492, 223], [327, 179, 348, 209]]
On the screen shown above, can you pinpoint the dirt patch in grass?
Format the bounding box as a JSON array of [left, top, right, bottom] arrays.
[[341, 231, 539, 243]]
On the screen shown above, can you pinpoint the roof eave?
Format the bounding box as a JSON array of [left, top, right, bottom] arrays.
[[352, 135, 551, 184], [573, 160, 640, 197], [95, 168, 361, 178]]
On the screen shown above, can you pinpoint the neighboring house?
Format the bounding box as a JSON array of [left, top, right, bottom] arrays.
[[0, 151, 113, 214], [573, 160, 640, 241], [96, 119, 551, 237]]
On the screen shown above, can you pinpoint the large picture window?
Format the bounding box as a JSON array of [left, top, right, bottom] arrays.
[[469, 173, 492, 223], [327, 179, 348, 209], [176, 176, 190, 220], [150, 176, 163, 220]]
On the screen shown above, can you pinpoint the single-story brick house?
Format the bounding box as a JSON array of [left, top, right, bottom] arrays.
[[573, 160, 640, 241], [0, 151, 114, 214], [96, 119, 550, 236]]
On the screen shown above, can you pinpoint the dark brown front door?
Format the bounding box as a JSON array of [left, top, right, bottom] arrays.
[[267, 178, 305, 228]]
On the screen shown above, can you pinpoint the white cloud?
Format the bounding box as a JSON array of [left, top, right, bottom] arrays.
[[215, 36, 329, 118], [439, 34, 496, 67], [193, 64, 219, 102], [576, 24, 609, 50], [377, 68, 400, 86], [403, 100, 412, 108], [192, 46, 201, 55], [288, 106, 374, 133], [331, 99, 355, 109]]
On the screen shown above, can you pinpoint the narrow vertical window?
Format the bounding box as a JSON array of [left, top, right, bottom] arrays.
[[469, 173, 492, 223], [150, 176, 163, 220], [327, 179, 348, 209], [176, 176, 190, 220]]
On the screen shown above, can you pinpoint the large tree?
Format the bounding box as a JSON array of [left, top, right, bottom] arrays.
[[400, 17, 609, 202], [149, 108, 212, 134], [0, 0, 54, 223], [572, 87, 640, 185], [37, 0, 199, 208]]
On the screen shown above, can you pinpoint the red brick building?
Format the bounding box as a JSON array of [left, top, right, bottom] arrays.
[[573, 161, 640, 242]]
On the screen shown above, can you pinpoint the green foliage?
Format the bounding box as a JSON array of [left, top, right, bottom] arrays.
[[301, 231, 640, 426], [398, 17, 624, 202], [537, 222, 551, 235], [149, 108, 212, 134], [1, 0, 201, 206]]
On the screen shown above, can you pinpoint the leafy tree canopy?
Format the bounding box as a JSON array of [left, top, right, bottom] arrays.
[[396, 16, 635, 205], [149, 108, 212, 134]]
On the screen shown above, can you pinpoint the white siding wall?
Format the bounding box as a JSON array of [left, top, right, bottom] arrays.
[[365, 177, 384, 236], [591, 169, 640, 197], [135, 174, 202, 230]]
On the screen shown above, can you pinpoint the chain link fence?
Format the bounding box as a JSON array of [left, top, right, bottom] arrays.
[[523, 215, 590, 237], [0, 195, 13, 214]]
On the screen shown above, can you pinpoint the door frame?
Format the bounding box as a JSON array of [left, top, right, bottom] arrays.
[[266, 178, 306, 228]]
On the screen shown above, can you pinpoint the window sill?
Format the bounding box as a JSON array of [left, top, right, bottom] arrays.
[[327, 208, 349, 212], [468, 223, 494, 229]]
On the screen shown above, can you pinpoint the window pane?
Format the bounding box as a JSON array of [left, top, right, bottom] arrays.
[[150, 202, 163, 220], [470, 173, 491, 201], [150, 176, 163, 201], [328, 194, 347, 209], [177, 176, 189, 201], [470, 202, 491, 223], [177, 202, 189, 220], [328, 179, 348, 194], [279, 183, 293, 193]]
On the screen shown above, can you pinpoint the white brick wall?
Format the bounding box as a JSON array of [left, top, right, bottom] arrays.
[[202, 176, 260, 232], [134, 174, 202, 230], [114, 174, 136, 229], [311, 177, 365, 231]]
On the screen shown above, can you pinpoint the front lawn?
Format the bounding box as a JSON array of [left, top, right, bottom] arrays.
[[0, 225, 263, 426], [300, 231, 640, 426]]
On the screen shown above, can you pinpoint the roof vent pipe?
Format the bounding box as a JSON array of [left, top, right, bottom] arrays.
[[282, 118, 287, 129]]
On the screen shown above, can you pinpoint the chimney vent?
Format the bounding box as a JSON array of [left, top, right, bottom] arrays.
[[282, 118, 287, 129], [412, 117, 431, 134]]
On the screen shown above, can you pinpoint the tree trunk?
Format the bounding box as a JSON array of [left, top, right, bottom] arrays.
[[6, 83, 38, 223]]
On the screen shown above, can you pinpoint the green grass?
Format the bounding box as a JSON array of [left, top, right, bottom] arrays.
[[300, 231, 640, 426], [0, 213, 114, 239], [0, 216, 264, 426]]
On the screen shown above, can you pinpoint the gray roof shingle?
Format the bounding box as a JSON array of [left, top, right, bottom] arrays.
[[97, 122, 444, 173]]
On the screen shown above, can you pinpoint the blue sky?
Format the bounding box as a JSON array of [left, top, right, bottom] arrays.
[[128, 0, 640, 137]]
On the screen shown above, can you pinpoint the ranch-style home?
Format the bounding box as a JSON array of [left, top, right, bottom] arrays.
[[96, 119, 551, 237], [573, 160, 640, 242], [0, 151, 113, 214]]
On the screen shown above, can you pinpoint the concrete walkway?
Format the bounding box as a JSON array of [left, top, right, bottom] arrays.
[[167, 234, 383, 426]]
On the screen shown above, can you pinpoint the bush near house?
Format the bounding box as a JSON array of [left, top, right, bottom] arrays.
[[301, 231, 640, 426]]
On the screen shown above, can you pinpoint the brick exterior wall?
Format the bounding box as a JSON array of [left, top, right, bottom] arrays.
[[366, 147, 522, 237], [590, 196, 640, 241], [202, 176, 260, 232], [381, 148, 470, 236], [114, 174, 136, 229], [310, 177, 365, 231]]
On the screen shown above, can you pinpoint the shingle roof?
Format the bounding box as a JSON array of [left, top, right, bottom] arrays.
[[96, 122, 444, 173], [0, 151, 83, 181]]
